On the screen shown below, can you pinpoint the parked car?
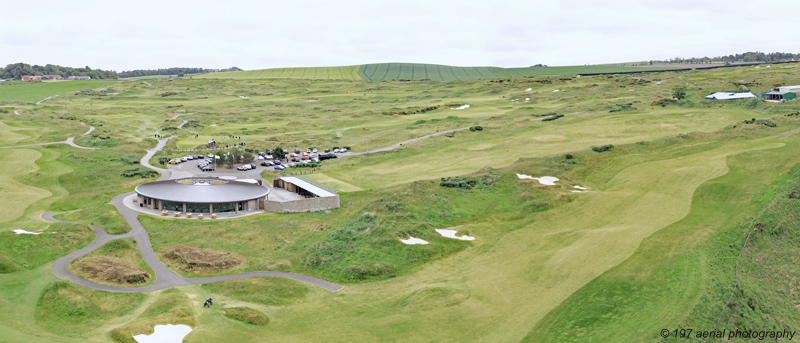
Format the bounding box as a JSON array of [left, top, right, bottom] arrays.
[[340, 148, 348, 153], [333, 149, 340, 153], [311, 157, 320, 162], [265, 155, 273, 159], [260, 161, 271, 167], [256, 155, 264, 160], [324, 148, 330, 153], [312, 148, 318, 153], [274, 165, 285, 170], [168, 159, 180, 164], [201, 165, 214, 171], [273, 160, 281, 165]]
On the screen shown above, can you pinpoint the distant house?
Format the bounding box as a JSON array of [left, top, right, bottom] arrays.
[[21, 75, 41, 81], [208, 140, 217, 149], [41, 75, 62, 80], [67, 75, 91, 80], [704, 90, 755, 100], [777, 85, 800, 93]]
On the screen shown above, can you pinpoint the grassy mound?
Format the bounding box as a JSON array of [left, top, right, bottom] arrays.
[[35, 281, 145, 337], [160, 245, 244, 274], [71, 256, 149, 285], [221, 307, 269, 325], [0, 255, 20, 273]]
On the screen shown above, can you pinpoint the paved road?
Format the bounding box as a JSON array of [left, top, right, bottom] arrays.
[[177, 120, 197, 134], [47, 137, 343, 293], [0, 136, 93, 150]]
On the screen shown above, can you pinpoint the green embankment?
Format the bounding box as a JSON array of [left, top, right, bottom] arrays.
[[0, 80, 112, 102], [194, 65, 362, 80]]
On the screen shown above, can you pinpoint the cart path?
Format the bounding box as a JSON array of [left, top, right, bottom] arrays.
[[80, 123, 95, 136], [46, 137, 342, 293], [177, 120, 197, 134], [753, 127, 800, 136], [171, 113, 193, 120], [0, 136, 94, 150], [340, 126, 472, 157]]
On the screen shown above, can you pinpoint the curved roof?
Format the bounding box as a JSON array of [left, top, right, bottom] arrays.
[[135, 178, 269, 203]]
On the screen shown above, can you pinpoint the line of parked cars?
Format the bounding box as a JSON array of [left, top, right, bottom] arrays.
[[168, 154, 207, 165], [196, 158, 215, 171]]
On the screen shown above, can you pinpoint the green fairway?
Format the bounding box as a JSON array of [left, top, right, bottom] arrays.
[[1, 61, 800, 342], [0, 80, 113, 102]]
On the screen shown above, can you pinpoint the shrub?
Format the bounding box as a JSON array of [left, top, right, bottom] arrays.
[[469, 126, 484, 131], [743, 118, 777, 127], [121, 168, 159, 178], [440, 176, 476, 189], [161, 92, 178, 97], [609, 103, 635, 112], [542, 114, 564, 121], [591, 144, 614, 153], [443, 132, 455, 138], [564, 153, 574, 160], [671, 85, 687, 100]]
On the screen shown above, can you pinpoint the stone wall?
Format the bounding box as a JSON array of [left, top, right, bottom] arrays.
[[264, 196, 339, 213]]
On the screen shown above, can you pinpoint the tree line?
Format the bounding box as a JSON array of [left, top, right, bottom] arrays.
[[0, 63, 242, 80], [649, 52, 800, 65]]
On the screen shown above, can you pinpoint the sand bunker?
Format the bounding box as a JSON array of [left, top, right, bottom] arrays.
[[161, 245, 243, 273], [525, 88, 532, 91], [13, 229, 40, 235], [516, 174, 559, 185], [553, 89, 560, 92], [451, 104, 470, 110], [133, 324, 192, 343], [435, 229, 475, 241], [573, 185, 587, 190], [400, 237, 429, 245]]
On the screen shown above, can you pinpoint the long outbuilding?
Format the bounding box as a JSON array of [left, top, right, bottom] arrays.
[[135, 176, 269, 214]]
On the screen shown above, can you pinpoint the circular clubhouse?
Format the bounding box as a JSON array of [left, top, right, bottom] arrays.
[[134, 177, 269, 214]]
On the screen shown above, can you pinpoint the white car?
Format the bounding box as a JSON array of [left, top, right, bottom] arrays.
[[333, 149, 340, 153], [256, 156, 264, 160], [340, 148, 347, 153]]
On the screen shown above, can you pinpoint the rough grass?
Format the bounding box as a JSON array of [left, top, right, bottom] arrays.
[[69, 239, 154, 287], [201, 277, 310, 306], [34, 281, 145, 337], [221, 307, 269, 325], [159, 244, 244, 274]]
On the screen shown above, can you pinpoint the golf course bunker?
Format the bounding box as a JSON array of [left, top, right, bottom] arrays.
[[133, 324, 192, 343], [435, 229, 475, 241], [451, 104, 470, 110], [160, 245, 243, 273], [400, 237, 429, 245], [516, 174, 559, 185], [13, 229, 41, 235]]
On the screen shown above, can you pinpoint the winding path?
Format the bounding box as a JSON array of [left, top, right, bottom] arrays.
[[0, 136, 94, 150], [340, 127, 471, 157], [177, 120, 197, 134], [46, 136, 342, 293]]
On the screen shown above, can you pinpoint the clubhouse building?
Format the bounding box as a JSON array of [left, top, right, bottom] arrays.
[[134, 176, 269, 214]]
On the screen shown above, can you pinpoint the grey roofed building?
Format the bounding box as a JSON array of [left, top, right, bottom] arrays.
[[135, 176, 269, 214]]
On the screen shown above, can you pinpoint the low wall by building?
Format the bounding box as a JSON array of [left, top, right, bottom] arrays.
[[264, 196, 339, 213]]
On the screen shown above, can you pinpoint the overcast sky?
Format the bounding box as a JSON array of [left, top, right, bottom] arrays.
[[1, 0, 798, 71]]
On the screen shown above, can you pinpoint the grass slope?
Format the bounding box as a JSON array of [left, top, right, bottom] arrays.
[[0, 80, 112, 102], [194, 66, 362, 80]]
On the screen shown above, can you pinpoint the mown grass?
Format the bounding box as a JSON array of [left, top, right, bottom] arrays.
[[109, 289, 195, 343], [201, 278, 310, 306], [0, 80, 112, 102]]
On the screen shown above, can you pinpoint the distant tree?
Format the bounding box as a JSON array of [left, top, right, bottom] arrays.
[[672, 85, 687, 100]]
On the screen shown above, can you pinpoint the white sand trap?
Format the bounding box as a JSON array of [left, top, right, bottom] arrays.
[[306, 99, 318, 102], [13, 229, 41, 235], [451, 104, 470, 110], [435, 229, 475, 241], [400, 237, 429, 245], [553, 89, 560, 92], [238, 96, 248, 99], [516, 174, 559, 185], [133, 324, 192, 343], [525, 88, 532, 91], [572, 185, 588, 190]]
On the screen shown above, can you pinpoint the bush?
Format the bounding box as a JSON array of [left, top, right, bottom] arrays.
[[443, 132, 455, 138], [440, 176, 476, 189], [121, 168, 159, 178], [542, 114, 564, 121], [592, 144, 614, 153], [469, 126, 484, 131], [671, 85, 687, 100], [743, 118, 777, 127], [161, 92, 178, 97], [609, 103, 635, 112]]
